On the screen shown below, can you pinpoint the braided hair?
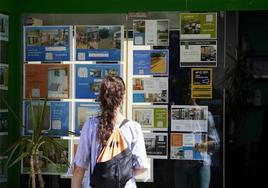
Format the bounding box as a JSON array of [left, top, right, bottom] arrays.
[[98, 75, 125, 145]]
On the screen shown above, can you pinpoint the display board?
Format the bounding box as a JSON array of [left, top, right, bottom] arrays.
[[19, 12, 222, 186], [24, 26, 72, 62], [22, 23, 125, 177], [75, 25, 124, 61]]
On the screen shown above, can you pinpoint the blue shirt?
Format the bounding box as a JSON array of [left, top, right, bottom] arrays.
[[68, 117, 149, 188]]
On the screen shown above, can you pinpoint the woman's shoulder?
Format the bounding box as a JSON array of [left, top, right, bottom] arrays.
[[82, 116, 99, 131], [123, 120, 143, 133], [125, 119, 141, 127]]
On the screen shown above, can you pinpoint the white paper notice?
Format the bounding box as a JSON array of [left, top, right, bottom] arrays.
[[141, 78, 168, 93], [180, 44, 201, 62], [145, 20, 157, 45]]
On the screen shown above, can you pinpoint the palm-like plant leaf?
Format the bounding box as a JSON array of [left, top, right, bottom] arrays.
[[29, 99, 37, 130], [0, 94, 23, 128], [5, 138, 24, 165], [41, 155, 58, 169], [39, 100, 47, 132], [9, 152, 31, 168]]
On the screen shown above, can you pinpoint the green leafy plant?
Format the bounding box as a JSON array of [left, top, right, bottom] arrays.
[[0, 96, 72, 188]]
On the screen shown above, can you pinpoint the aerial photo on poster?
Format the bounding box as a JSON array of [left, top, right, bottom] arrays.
[[133, 49, 169, 76]]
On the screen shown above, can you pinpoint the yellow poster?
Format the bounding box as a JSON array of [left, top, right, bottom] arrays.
[[191, 68, 212, 99]]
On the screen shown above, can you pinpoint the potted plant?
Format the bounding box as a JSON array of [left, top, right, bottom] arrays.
[[225, 47, 254, 137], [0, 96, 71, 188]]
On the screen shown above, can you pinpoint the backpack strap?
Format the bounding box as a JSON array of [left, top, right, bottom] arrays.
[[119, 119, 129, 128]]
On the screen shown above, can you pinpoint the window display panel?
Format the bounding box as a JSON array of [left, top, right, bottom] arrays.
[[19, 12, 223, 188], [168, 21, 222, 188]]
